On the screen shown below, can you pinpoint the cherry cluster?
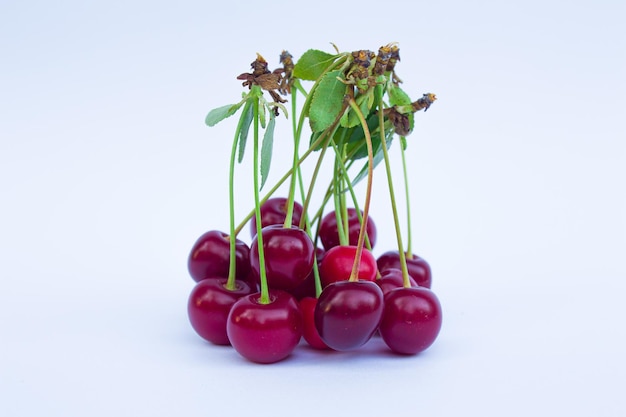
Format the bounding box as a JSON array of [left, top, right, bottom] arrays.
[[186, 44, 442, 364]]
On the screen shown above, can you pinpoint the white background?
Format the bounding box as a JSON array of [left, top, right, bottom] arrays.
[[1, 0, 625, 416]]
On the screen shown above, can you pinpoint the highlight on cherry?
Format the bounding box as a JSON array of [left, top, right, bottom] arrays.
[[185, 43, 442, 364]]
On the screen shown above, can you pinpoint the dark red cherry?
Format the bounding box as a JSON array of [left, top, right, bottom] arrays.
[[379, 286, 442, 355], [314, 280, 384, 351], [188, 230, 251, 283], [187, 278, 255, 345], [377, 250, 432, 288], [250, 197, 303, 238], [299, 297, 331, 350], [375, 268, 419, 295], [318, 245, 377, 288], [250, 225, 315, 291], [226, 290, 303, 364], [318, 208, 377, 250]]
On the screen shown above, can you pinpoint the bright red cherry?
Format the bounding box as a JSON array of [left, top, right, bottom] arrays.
[[250, 197, 303, 238], [226, 290, 303, 364], [187, 278, 255, 345], [188, 230, 251, 282], [318, 245, 377, 288], [299, 297, 331, 350], [379, 286, 442, 355], [250, 225, 315, 291], [314, 280, 384, 351], [377, 250, 432, 288], [318, 208, 377, 250]]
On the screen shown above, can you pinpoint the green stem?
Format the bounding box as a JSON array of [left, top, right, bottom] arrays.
[[346, 98, 374, 283], [400, 136, 414, 258], [377, 94, 410, 287], [252, 94, 270, 304], [332, 157, 348, 246], [226, 100, 252, 290], [283, 87, 301, 228]]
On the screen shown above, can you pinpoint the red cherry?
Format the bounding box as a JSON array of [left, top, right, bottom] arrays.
[[289, 247, 325, 300], [375, 268, 419, 295], [188, 230, 251, 283], [379, 286, 442, 355], [318, 245, 377, 288], [314, 280, 384, 351], [226, 290, 303, 364], [377, 250, 432, 288], [299, 297, 331, 350], [187, 278, 255, 345], [318, 208, 377, 250], [250, 225, 315, 291], [250, 197, 303, 238]]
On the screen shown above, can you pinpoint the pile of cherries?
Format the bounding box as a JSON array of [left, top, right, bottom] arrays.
[[186, 44, 442, 364], [187, 198, 442, 363]]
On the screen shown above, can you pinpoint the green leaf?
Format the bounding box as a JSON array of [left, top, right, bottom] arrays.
[[260, 114, 275, 190], [309, 70, 346, 133], [293, 49, 338, 81], [205, 101, 244, 126], [237, 102, 253, 163], [387, 83, 412, 107]]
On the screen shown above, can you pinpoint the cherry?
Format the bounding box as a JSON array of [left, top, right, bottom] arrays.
[[379, 286, 442, 355], [250, 225, 315, 292], [377, 250, 432, 288], [375, 268, 419, 296], [318, 208, 377, 251], [187, 278, 255, 345], [299, 297, 330, 350], [188, 230, 251, 283], [250, 197, 303, 238], [226, 290, 303, 364], [314, 280, 384, 351], [318, 245, 377, 288]]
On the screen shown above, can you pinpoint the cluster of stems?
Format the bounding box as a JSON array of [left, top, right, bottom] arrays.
[[207, 44, 436, 302]]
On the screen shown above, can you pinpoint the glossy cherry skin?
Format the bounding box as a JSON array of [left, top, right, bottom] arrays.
[[188, 230, 251, 283], [318, 208, 377, 251], [289, 247, 325, 300], [375, 268, 419, 296], [299, 297, 331, 350], [250, 225, 315, 291], [379, 286, 442, 355], [319, 245, 377, 288], [187, 278, 255, 345], [314, 280, 384, 351], [226, 290, 303, 364], [250, 197, 304, 238], [377, 250, 432, 288]]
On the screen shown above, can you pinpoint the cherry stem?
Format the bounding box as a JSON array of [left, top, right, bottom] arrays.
[[283, 87, 301, 229], [252, 92, 270, 304], [347, 97, 374, 283], [225, 100, 253, 290], [399, 136, 414, 258], [376, 93, 411, 287]]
